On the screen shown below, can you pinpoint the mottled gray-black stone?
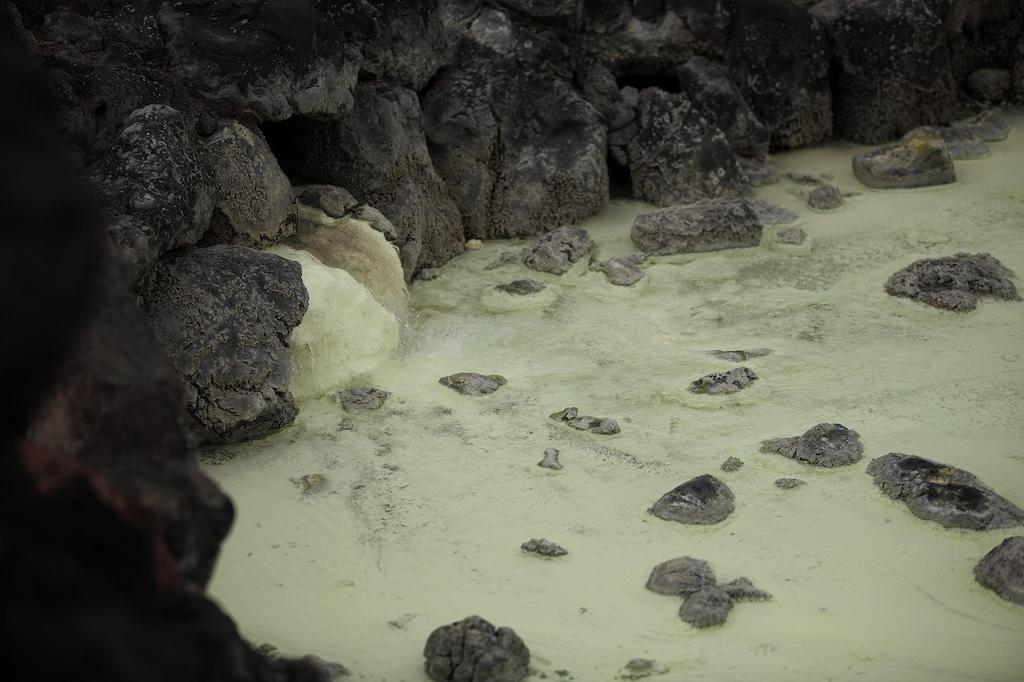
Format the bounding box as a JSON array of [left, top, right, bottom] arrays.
[[524, 226, 593, 275], [679, 587, 733, 628], [651, 475, 735, 525], [689, 367, 758, 395], [760, 423, 864, 468], [974, 536, 1024, 606], [631, 199, 762, 255], [885, 252, 1019, 311], [866, 453, 1024, 530], [423, 615, 529, 682], [646, 556, 716, 596], [439, 373, 507, 396], [140, 245, 308, 444]]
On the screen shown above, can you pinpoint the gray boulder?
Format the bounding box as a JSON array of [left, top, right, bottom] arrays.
[[721, 577, 772, 602], [201, 121, 297, 248], [808, 185, 843, 211], [524, 226, 594, 275], [646, 556, 716, 596], [885, 252, 1019, 311], [689, 367, 759, 395], [423, 615, 529, 682], [967, 68, 1012, 102], [760, 423, 864, 468], [591, 254, 647, 287], [521, 538, 568, 557], [140, 245, 309, 444], [627, 88, 747, 206], [815, 0, 958, 143], [439, 373, 507, 396], [852, 137, 956, 189], [974, 536, 1024, 606], [720, 457, 744, 472], [422, 40, 608, 239], [726, 0, 832, 149], [631, 199, 762, 255], [266, 82, 464, 275], [651, 474, 735, 525], [679, 587, 733, 628], [93, 105, 214, 269], [332, 387, 390, 411], [866, 453, 1024, 530]]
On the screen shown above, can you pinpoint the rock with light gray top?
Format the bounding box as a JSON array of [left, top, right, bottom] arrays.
[[902, 126, 988, 160], [651, 475, 735, 525], [538, 448, 562, 470], [332, 386, 390, 411], [679, 587, 733, 628], [521, 538, 568, 557], [689, 367, 759, 395], [439, 373, 507, 395], [524, 225, 593, 274], [852, 136, 955, 189], [646, 556, 716, 596], [591, 254, 647, 286], [760, 423, 864, 467], [631, 198, 763, 255]]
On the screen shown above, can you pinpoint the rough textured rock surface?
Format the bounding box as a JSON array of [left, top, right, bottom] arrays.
[[646, 556, 717, 596], [725, 0, 832, 149], [721, 577, 772, 602], [423, 615, 529, 682], [689, 367, 759, 395], [591, 254, 647, 286], [538, 448, 562, 470], [92, 105, 213, 270], [495, 280, 546, 296], [524, 226, 594, 274], [760, 423, 864, 468], [866, 453, 1024, 530], [200, 121, 296, 248], [549, 407, 621, 434], [902, 126, 989, 160], [266, 82, 464, 275], [974, 536, 1024, 606], [967, 68, 1012, 101], [852, 137, 956, 190], [631, 199, 762, 255], [423, 39, 608, 239], [627, 88, 747, 206], [817, 0, 958, 144], [439, 373, 507, 396], [651, 475, 735, 525], [720, 456, 744, 472], [141, 246, 309, 444], [679, 587, 734, 628], [885, 253, 1019, 311], [808, 184, 843, 210], [521, 538, 568, 557], [332, 387, 390, 411], [775, 477, 807, 489]]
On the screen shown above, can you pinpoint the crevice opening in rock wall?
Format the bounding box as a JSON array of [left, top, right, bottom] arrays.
[[615, 72, 680, 93], [260, 118, 319, 187], [607, 150, 634, 200]]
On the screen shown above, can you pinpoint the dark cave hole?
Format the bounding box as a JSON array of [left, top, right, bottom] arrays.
[[615, 72, 681, 93], [607, 150, 633, 200]]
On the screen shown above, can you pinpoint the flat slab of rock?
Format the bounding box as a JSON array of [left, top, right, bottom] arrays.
[[974, 536, 1024, 606], [775, 227, 807, 245], [749, 199, 799, 225], [332, 386, 390, 411], [866, 453, 1024, 530], [495, 279, 546, 296], [524, 225, 593, 275], [549, 407, 620, 434], [591, 254, 647, 286], [760, 423, 864, 467], [651, 475, 735, 525], [885, 252, 1019, 311], [521, 538, 568, 557], [689, 367, 758, 395], [852, 137, 955, 189], [631, 198, 763, 255], [646, 556, 716, 596], [423, 616, 529, 682], [439, 373, 506, 396], [775, 478, 806, 490]]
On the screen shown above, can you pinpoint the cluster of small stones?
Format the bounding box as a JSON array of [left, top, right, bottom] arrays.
[[549, 407, 620, 435], [521, 538, 568, 557], [646, 556, 771, 628]]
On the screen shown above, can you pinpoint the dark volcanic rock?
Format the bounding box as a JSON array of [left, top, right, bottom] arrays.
[[885, 252, 1019, 311], [627, 88, 747, 206], [266, 82, 464, 275], [676, 56, 770, 160], [93, 105, 214, 270], [720, 457, 744, 472], [775, 478, 807, 490], [439, 373, 507, 395], [808, 184, 843, 211], [521, 538, 568, 557], [646, 556, 716, 596], [974, 536, 1024, 606], [689, 367, 759, 395], [631, 199, 763, 255], [726, 0, 832, 149], [495, 279, 546, 296], [760, 423, 864, 468], [721, 577, 772, 602], [549, 407, 621, 435], [524, 226, 594, 274], [591, 254, 647, 286], [141, 245, 309, 444], [424, 615, 529, 682], [852, 137, 956, 189], [651, 474, 735, 525], [332, 387, 390, 411], [679, 587, 733, 628], [199, 121, 297, 248], [866, 453, 1024, 530], [816, 0, 958, 144], [423, 40, 608, 240]]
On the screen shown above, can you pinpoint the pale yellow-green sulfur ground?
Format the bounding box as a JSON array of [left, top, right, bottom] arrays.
[[206, 116, 1024, 681]]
